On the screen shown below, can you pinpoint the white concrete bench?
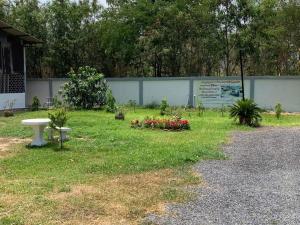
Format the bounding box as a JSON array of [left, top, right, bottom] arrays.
[[22, 118, 51, 146], [46, 126, 71, 141]]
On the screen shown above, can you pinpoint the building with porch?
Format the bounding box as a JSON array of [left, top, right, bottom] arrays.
[[0, 20, 41, 109]]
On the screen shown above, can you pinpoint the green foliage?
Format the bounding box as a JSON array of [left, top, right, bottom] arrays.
[[160, 98, 169, 115], [1, 0, 300, 77], [3, 99, 15, 117], [105, 89, 117, 113], [52, 96, 63, 109], [48, 108, 68, 129], [145, 101, 159, 109], [48, 108, 68, 149], [196, 99, 205, 117], [230, 99, 262, 127], [220, 104, 226, 117], [62, 66, 108, 109], [31, 96, 40, 111], [115, 107, 125, 120], [275, 103, 283, 119], [128, 100, 137, 112]]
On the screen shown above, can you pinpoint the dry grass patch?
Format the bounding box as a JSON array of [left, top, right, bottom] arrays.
[[49, 169, 201, 225], [0, 138, 29, 158]]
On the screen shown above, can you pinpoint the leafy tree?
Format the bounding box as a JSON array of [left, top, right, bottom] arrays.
[[62, 66, 108, 109], [0, 0, 299, 77], [48, 108, 68, 149]]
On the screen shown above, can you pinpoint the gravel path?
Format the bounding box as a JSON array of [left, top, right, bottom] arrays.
[[145, 127, 300, 225]]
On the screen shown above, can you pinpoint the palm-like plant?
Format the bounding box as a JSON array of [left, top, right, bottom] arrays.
[[229, 99, 262, 127]]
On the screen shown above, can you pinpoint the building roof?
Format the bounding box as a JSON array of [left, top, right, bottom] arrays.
[[0, 20, 43, 44]]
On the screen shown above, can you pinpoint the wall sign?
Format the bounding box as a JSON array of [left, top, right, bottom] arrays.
[[197, 80, 242, 107]]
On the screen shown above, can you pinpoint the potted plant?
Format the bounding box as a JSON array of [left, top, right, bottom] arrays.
[[3, 99, 16, 117], [115, 107, 125, 120]]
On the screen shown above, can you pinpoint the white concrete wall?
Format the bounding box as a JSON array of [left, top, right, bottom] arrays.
[[52, 79, 66, 100], [25, 77, 300, 112], [0, 93, 25, 109], [143, 80, 189, 106], [107, 81, 139, 104], [26, 80, 50, 106], [254, 79, 300, 112]]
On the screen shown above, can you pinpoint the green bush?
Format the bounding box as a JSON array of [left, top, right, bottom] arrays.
[[230, 99, 262, 127], [105, 90, 117, 113], [62, 66, 108, 109], [115, 107, 125, 120], [128, 100, 137, 112], [160, 98, 169, 115], [196, 99, 205, 117], [31, 96, 40, 111], [3, 99, 15, 117], [52, 96, 63, 108], [275, 103, 283, 119], [48, 108, 68, 149], [144, 101, 159, 109]]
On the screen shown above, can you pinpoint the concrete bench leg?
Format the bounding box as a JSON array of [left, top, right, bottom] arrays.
[[60, 131, 68, 141], [46, 127, 54, 141]]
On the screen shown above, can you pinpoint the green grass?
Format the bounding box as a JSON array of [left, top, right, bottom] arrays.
[[0, 108, 300, 224], [262, 113, 300, 126], [0, 109, 235, 179]]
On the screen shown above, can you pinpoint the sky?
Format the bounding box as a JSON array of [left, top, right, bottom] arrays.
[[40, 0, 108, 7]]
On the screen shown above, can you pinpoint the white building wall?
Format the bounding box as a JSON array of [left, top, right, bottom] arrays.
[[26, 80, 50, 106], [143, 80, 189, 106], [25, 77, 300, 112], [0, 93, 25, 109], [107, 81, 139, 104], [254, 79, 300, 112], [52, 79, 66, 101]]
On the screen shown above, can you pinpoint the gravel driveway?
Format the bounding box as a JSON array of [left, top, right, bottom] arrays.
[[145, 127, 300, 225]]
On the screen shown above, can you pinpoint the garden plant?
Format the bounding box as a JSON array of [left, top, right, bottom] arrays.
[[275, 103, 283, 119], [31, 96, 41, 111], [230, 99, 262, 127], [48, 108, 68, 149], [160, 97, 169, 115], [62, 66, 108, 109], [106, 89, 117, 113]]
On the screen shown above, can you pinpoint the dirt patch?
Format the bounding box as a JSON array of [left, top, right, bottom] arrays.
[[0, 138, 29, 158], [48, 169, 200, 225]]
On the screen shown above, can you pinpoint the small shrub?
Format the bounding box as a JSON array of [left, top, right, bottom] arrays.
[[169, 107, 182, 119], [144, 101, 159, 109], [275, 103, 283, 119], [52, 96, 63, 108], [196, 99, 205, 117], [115, 107, 125, 120], [160, 98, 169, 115], [106, 90, 117, 113], [229, 99, 262, 127], [220, 104, 227, 117], [62, 66, 108, 109], [48, 108, 68, 149], [128, 100, 137, 112], [31, 96, 40, 111], [3, 99, 15, 117]]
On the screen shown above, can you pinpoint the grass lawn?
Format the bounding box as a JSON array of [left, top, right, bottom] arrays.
[[0, 108, 299, 224]]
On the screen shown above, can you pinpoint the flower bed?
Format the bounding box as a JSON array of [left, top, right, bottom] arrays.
[[131, 117, 190, 131]]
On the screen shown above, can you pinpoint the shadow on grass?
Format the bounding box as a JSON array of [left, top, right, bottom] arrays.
[[25, 141, 71, 152]]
